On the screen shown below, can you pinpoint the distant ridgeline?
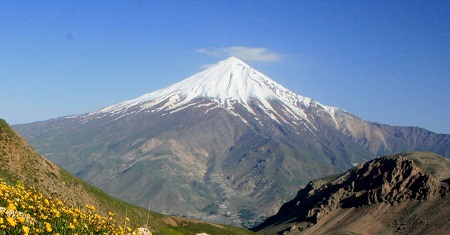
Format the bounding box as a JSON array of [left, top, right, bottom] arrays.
[[13, 57, 450, 226]]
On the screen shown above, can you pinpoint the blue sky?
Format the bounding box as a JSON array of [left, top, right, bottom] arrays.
[[1, 1, 449, 133]]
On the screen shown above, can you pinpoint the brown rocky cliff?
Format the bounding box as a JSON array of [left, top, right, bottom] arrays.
[[253, 152, 449, 233]]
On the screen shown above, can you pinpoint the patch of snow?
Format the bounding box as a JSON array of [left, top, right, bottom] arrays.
[[63, 115, 79, 119]]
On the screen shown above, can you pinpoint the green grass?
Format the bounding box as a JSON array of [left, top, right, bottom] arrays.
[[402, 151, 450, 180]]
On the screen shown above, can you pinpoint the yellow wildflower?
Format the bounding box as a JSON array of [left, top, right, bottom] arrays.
[[7, 202, 16, 211], [39, 213, 48, 220], [44, 222, 52, 232], [18, 216, 26, 224], [6, 217, 16, 227], [22, 225, 30, 235], [86, 204, 96, 211]]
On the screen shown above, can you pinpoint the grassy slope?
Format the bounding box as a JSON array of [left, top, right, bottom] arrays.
[[399, 151, 450, 180], [0, 118, 255, 235]]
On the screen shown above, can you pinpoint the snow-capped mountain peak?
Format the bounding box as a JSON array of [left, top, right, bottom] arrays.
[[94, 57, 339, 129], [164, 56, 278, 104]]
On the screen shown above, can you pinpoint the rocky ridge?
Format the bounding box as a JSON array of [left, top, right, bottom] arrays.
[[253, 151, 450, 234]]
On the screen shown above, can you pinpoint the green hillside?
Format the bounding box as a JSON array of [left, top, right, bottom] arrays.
[[0, 118, 255, 235]]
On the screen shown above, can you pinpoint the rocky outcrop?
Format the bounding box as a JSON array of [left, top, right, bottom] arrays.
[[253, 152, 450, 233]]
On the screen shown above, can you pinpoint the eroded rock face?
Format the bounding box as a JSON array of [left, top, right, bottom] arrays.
[[254, 154, 448, 231], [338, 156, 437, 208]]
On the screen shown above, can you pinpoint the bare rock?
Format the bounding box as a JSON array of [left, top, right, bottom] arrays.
[[253, 152, 450, 233]]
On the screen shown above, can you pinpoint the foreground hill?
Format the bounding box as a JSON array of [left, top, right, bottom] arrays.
[[13, 57, 450, 226], [253, 151, 450, 235], [0, 118, 254, 235]]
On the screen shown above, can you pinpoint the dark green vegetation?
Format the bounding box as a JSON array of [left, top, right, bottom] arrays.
[[0, 118, 255, 235]]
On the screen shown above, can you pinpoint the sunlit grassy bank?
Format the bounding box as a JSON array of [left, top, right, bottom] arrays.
[[0, 178, 147, 234]]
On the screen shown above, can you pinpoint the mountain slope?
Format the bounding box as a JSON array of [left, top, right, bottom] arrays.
[[253, 151, 450, 235], [0, 118, 255, 235], [13, 57, 450, 226], [335, 116, 450, 157]]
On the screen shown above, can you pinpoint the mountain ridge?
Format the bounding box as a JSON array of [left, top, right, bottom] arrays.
[[253, 151, 450, 235], [13, 57, 450, 226]]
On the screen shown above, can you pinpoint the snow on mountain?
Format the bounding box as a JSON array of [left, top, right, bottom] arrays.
[[92, 57, 339, 128]]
